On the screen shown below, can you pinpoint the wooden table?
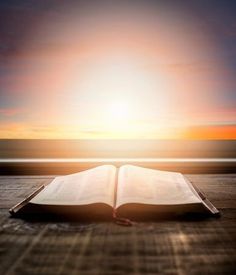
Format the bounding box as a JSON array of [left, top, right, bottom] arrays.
[[0, 174, 236, 274]]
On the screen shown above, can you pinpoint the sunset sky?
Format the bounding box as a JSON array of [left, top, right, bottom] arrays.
[[0, 0, 236, 139]]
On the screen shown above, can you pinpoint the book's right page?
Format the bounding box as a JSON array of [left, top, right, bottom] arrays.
[[116, 165, 201, 208]]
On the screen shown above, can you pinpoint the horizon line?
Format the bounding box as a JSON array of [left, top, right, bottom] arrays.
[[1, 158, 235, 163]]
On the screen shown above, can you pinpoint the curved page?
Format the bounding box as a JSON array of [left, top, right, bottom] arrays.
[[31, 165, 116, 207], [116, 165, 201, 208]]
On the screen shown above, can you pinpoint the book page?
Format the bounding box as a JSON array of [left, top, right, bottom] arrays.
[[30, 165, 116, 207], [116, 165, 201, 208]]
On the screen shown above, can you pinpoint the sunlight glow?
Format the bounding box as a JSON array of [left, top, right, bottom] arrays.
[[108, 101, 130, 121], [68, 56, 170, 137], [1, 2, 234, 139]]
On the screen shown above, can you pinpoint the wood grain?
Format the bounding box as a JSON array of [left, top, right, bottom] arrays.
[[0, 174, 236, 274]]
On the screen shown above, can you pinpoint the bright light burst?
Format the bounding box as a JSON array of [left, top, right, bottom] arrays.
[[108, 101, 130, 121]]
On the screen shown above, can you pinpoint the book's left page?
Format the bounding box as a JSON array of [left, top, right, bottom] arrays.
[[30, 165, 116, 207]]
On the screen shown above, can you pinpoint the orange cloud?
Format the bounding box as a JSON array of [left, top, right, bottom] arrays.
[[183, 125, 236, 139], [0, 122, 235, 139]]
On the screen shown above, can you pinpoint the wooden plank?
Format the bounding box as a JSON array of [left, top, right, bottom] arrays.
[[0, 175, 235, 274], [0, 177, 52, 209], [187, 174, 236, 208]]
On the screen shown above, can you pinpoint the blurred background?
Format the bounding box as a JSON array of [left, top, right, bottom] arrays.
[[0, 0, 235, 173]]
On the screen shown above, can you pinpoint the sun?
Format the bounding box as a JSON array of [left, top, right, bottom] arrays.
[[108, 101, 130, 121], [100, 100, 134, 137]]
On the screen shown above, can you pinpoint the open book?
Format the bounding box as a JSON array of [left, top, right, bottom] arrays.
[[10, 165, 219, 221]]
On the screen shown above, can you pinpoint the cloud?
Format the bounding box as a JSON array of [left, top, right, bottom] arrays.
[[183, 124, 236, 140], [165, 62, 216, 74], [0, 107, 25, 117], [0, 121, 235, 139]]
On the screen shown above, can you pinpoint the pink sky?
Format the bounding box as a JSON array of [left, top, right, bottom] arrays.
[[0, 1, 235, 139]]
